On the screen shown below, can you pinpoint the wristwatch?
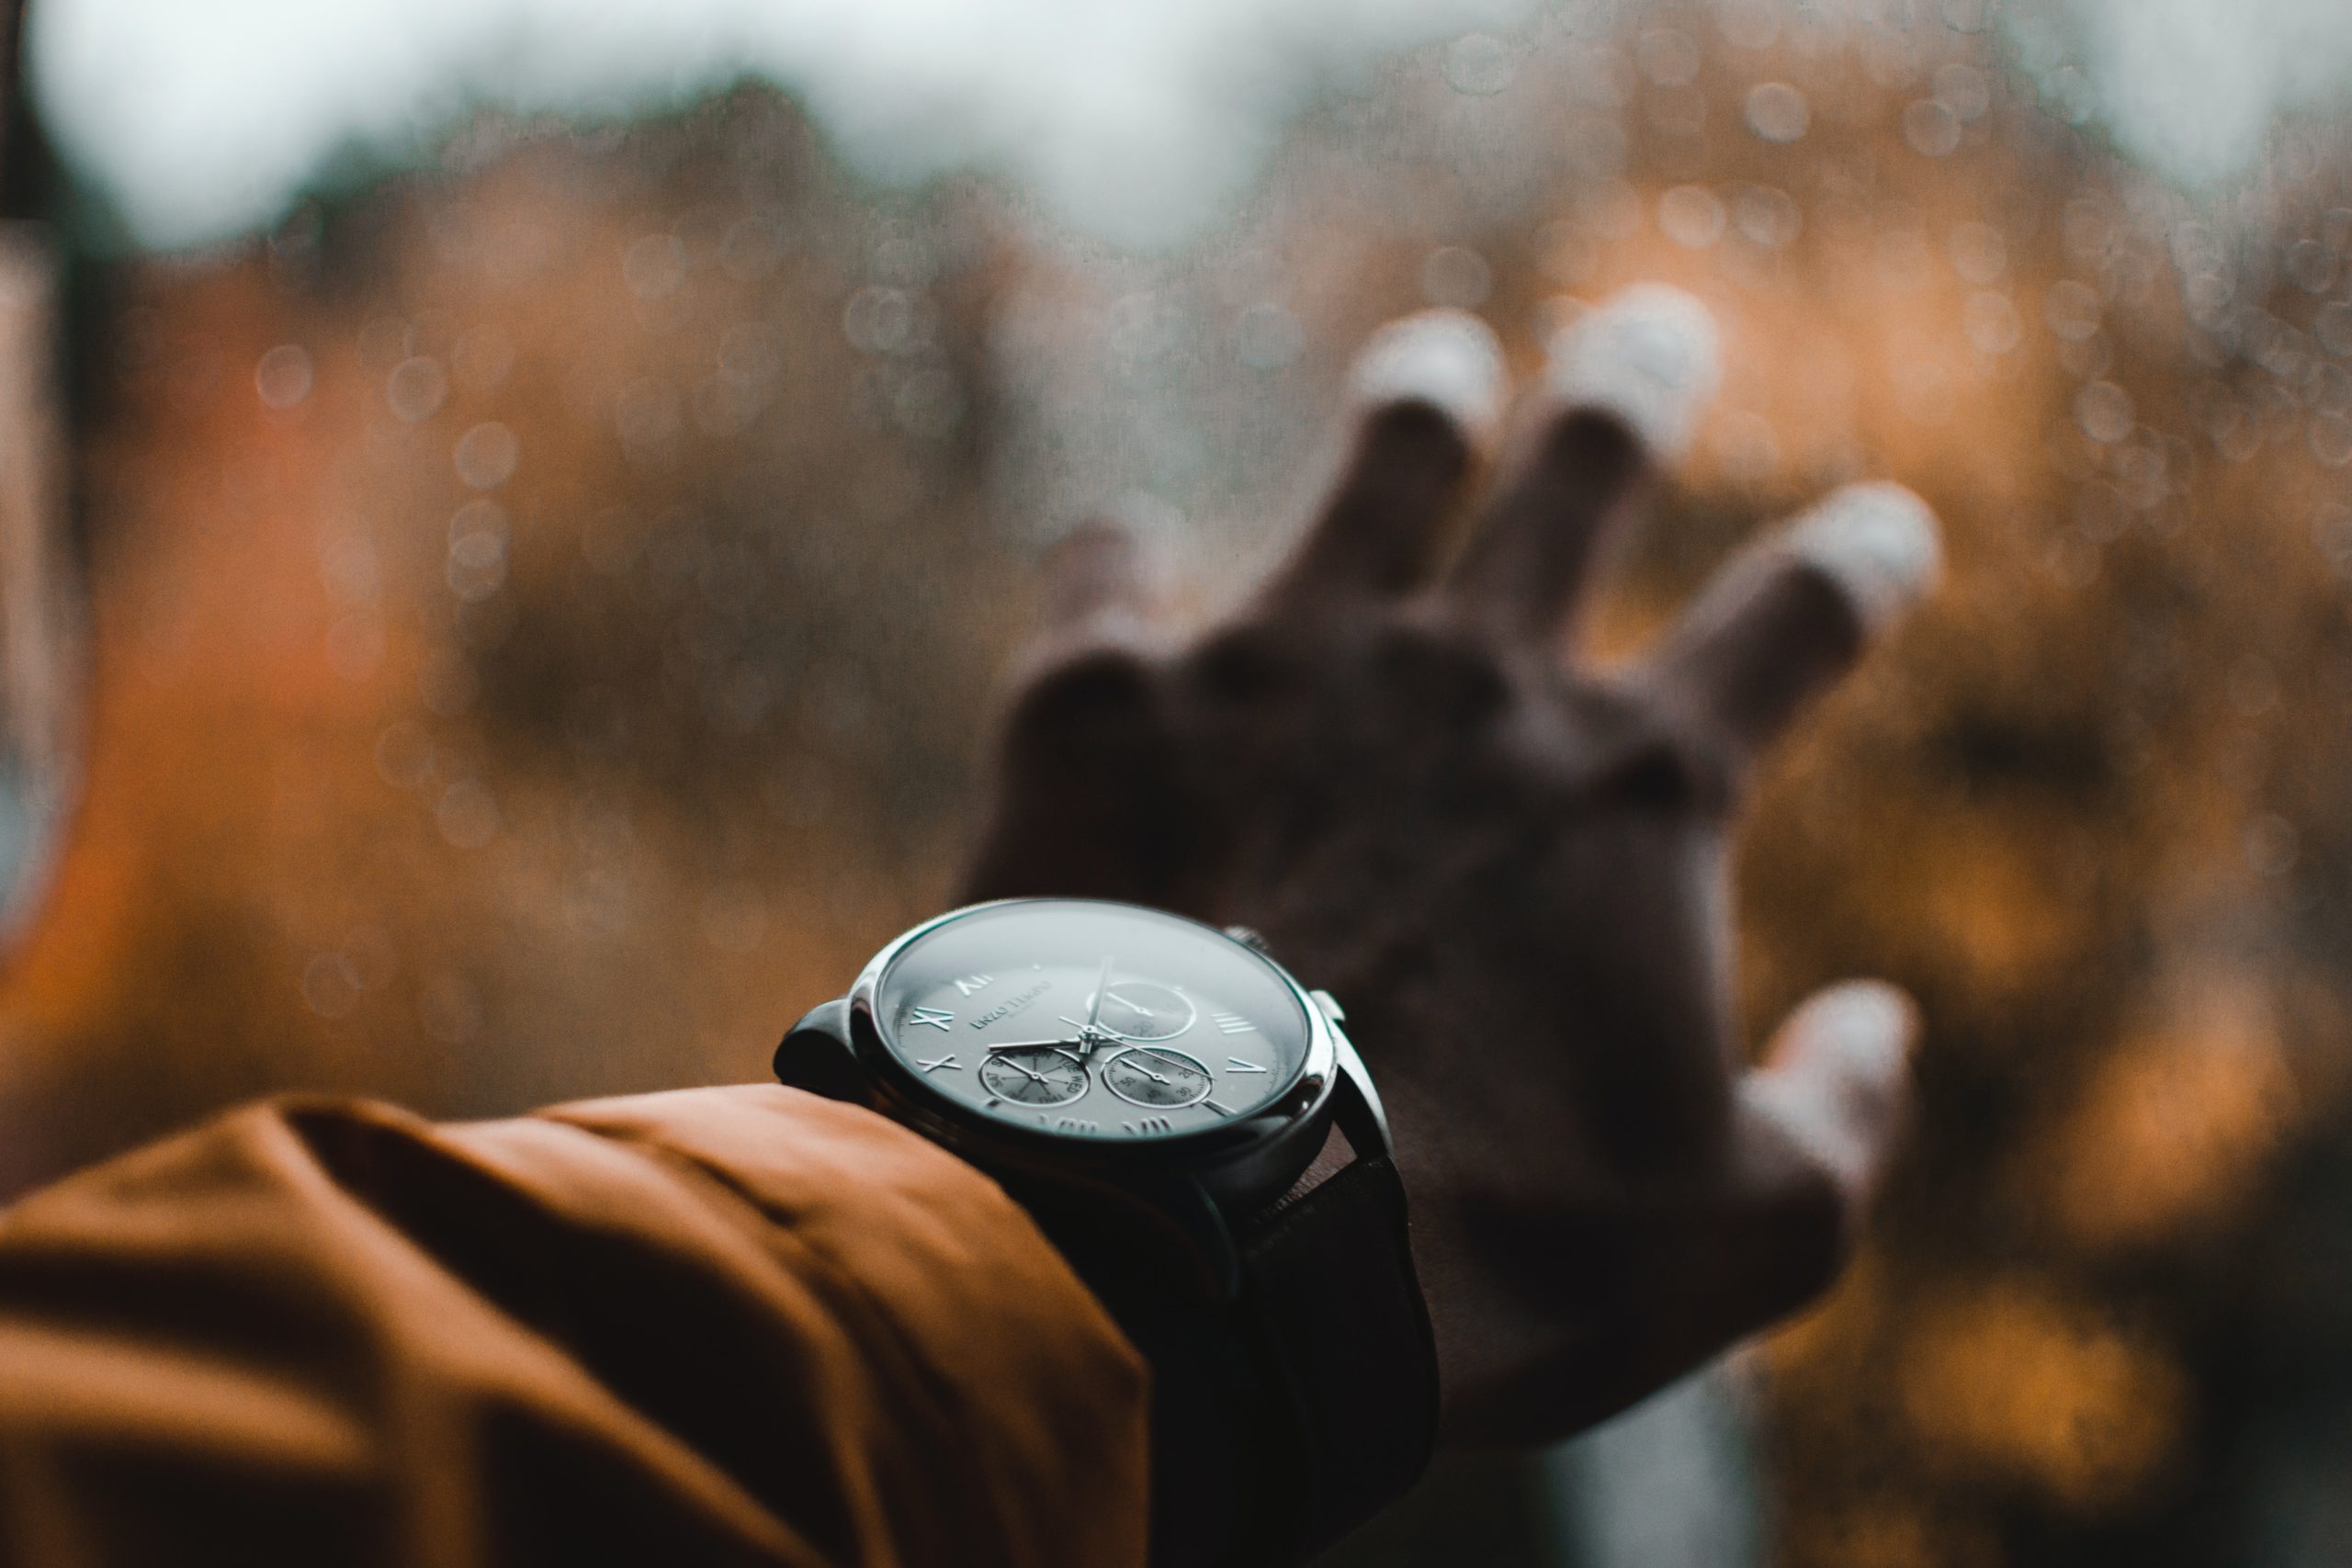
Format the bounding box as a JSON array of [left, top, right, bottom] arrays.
[[774, 897, 1436, 1564]]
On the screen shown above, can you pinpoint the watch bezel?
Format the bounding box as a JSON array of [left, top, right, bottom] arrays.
[[843, 897, 1340, 1177]]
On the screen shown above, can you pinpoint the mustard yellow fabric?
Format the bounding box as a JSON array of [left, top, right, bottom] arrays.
[[0, 1085, 1148, 1566]]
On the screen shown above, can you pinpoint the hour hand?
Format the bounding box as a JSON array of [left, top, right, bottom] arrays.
[[986, 1036, 1084, 1053]]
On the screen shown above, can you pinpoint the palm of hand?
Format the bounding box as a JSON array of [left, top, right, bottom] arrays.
[[963, 298, 1936, 1444]]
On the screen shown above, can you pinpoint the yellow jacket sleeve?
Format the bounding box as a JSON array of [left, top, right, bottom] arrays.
[[0, 1084, 1149, 1566]]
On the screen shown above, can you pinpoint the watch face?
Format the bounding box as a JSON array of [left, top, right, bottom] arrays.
[[869, 900, 1316, 1143]]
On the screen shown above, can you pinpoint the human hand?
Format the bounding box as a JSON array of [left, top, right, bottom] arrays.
[[961, 286, 1938, 1445]]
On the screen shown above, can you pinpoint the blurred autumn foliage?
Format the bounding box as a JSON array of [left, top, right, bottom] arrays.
[[5, 3, 2352, 1563]]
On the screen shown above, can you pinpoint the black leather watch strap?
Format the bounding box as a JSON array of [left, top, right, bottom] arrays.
[[1231, 1148, 1437, 1563], [1036, 1136, 1436, 1567]]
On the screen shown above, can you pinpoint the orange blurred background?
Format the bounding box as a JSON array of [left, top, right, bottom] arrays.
[[6, 3, 2352, 1563]]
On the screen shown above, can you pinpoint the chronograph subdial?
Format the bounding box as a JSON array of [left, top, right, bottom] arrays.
[[1089, 979, 1197, 1043], [979, 1046, 1090, 1108], [1102, 1046, 1215, 1110]]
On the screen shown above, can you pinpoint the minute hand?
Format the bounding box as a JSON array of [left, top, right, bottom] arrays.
[[985, 1037, 1086, 1053], [1086, 955, 1113, 1032]]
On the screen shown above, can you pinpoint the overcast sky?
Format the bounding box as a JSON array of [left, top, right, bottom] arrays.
[[23, 0, 2352, 254]]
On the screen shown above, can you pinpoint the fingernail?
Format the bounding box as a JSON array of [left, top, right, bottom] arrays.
[[1781, 481, 1944, 631], [1803, 980, 1918, 1064], [1349, 308, 1509, 445], [1544, 282, 1723, 459]]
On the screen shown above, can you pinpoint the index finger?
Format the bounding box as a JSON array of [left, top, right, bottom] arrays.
[[1260, 310, 1506, 611]]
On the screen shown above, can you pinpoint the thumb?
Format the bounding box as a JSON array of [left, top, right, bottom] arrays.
[[1749, 979, 1917, 1198], [1728, 980, 1919, 1318]]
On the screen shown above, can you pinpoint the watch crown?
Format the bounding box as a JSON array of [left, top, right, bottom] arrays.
[[1223, 924, 1271, 954], [1308, 988, 1347, 1024]]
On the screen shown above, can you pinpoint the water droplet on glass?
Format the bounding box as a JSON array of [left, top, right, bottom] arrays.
[[326, 611, 386, 681], [454, 422, 519, 490], [1634, 28, 1700, 87], [449, 497, 510, 549], [1719, 0, 1779, 51], [2044, 281, 2103, 342], [255, 344, 312, 409], [615, 378, 683, 462], [893, 369, 964, 439], [1565, 116, 1630, 181], [387, 356, 447, 423], [1734, 185, 1802, 249], [1860, 31, 1922, 90], [1537, 220, 1597, 286], [419, 973, 484, 1043], [694, 377, 759, 438], [375, 722, 434, 791], [1744, 82, 1810, 142], [1446, 33, 1516, 96], [447, 531, 507, 602], [1567, 43, 1634, 110], [2320, 301, 2352, 358], [1875, 230, 1934, 290], [1903, 99, 1962, 157], [1658, 186, 1727, 249], [453, 327, 514, 393], [436, 779, 501, 850], [2313, 502, 2352, 569], [700, 888, 769, 955], [320, 531, 379, 607], [419, 647, 478, 717], [2043, 64, 2096, 125], [2075, 380, 2136, 444], [357, 316, 410, 373], [302, 952, 363, 1019], [842, 287, 912, 355], [1932, 62, 1992, 122], [1964, 291, 2022, 355], [720, 214, 785, 283], [1950, 221, 2007, 284], [1581, 183, 1644, 243], [623, 233, 687, 300], [719, 322, 785, 390], [1419, 245, 1492, 308], [2245, 815, 2299, 877], [1645, 85, 1707, 137], [2313, 412, 2352, 468], [2286, 241, 2338, 298], [1234, 303, 1303, 372]]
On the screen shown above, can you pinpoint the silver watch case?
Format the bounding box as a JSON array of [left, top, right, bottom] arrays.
[[775, 897, 1394, 1296]]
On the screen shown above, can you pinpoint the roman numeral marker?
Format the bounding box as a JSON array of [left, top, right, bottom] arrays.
[[1121, 1117, 1174, 1135], [1214, 1012, 1256, 1034], [909, 1008, 955, 1032], [953, 974, 996, 997], [916, 1054, 961, 1073], [1226, 1056, 1267, 1072]]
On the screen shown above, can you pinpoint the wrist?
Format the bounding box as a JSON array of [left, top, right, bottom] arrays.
[[775, 899, 1436, 1564], [1034, 1122, 1432, 1568]]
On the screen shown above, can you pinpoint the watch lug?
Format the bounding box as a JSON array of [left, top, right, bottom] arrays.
[[1329, 1027, 1395, 1161], [773, 998, 873, 1107]]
